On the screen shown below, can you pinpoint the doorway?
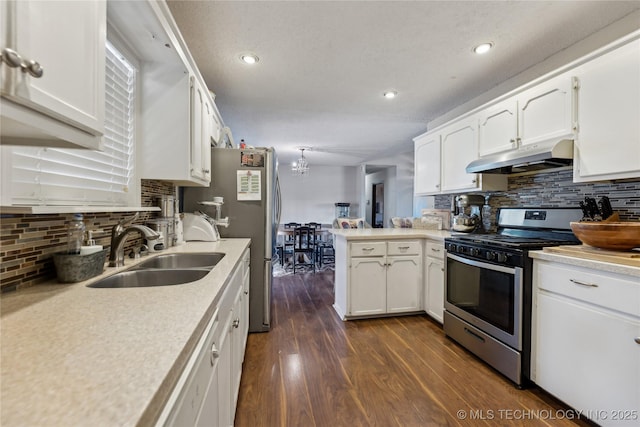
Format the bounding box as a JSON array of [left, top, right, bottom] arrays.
[[372, 183, 384, 228]]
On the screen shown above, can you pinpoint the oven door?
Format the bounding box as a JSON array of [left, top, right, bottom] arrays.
[[445, 252, 523, 350]]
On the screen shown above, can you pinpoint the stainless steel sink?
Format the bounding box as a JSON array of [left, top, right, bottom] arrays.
[[131, 252, 225, 270], [87, 268, 210, 288]]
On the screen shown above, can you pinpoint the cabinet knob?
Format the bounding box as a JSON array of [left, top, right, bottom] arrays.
[[233, 318, 240, 328], [244, 290, 248, 295], [1, 49, 44, 78], [24, 59, 43, 78], [1, 48, 23, 68], [510, 138, 516, 144], [635, 337, 640, 345], [210, 342, 219, 365], [203, 169, 210, 174]]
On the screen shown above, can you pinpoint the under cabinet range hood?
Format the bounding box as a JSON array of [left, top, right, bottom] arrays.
[[466, 139, 574, 174]]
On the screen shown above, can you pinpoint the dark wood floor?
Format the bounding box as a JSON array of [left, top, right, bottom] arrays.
[[235, 271, 591, 427]]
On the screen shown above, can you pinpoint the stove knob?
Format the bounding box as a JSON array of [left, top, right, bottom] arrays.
[[470, 248, 480, 257], [449, 244, 457, 253], [497, 253, 508, 263], [486, 251, 496, 261]]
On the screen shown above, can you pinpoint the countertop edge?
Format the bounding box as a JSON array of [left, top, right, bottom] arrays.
[[529, 250, 640, 277], [330, 229, 450, 241]]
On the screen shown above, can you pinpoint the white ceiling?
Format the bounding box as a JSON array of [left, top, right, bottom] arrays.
[[166, 0, 640, 168]]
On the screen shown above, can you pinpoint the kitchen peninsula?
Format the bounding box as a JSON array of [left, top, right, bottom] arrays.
[[331, 228, 450, 322]]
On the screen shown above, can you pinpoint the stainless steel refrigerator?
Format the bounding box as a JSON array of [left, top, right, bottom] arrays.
[[182, 147, 281, 333]]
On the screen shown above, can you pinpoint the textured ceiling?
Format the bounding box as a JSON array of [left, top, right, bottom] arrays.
[[166, 0, 640, 167]]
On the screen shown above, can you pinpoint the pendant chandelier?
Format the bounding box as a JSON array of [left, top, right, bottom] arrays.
[[291, 148, 310, 176]]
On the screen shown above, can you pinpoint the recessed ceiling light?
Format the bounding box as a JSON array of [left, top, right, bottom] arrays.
[[473, 43, 493, 55], [383, 91, 397, 99], [240, 53, 259, 64]]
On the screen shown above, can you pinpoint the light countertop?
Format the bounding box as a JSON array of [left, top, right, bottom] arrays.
[[0, 238, 251, 427], [330, 228, 451, 241], [529, 249, 640, 277]]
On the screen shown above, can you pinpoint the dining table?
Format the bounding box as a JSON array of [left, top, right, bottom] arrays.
[[276, 225, 333, 267]]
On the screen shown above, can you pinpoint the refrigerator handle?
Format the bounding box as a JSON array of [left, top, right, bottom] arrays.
[[263, 260, 272, 328], [275, 176, 282, 227]]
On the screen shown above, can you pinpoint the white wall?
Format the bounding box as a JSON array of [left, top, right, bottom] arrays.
[[279, 165, 359, 225], [362, 149, 415, 222]]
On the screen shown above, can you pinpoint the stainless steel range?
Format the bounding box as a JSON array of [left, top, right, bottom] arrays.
[[444, 208, 582, 387]]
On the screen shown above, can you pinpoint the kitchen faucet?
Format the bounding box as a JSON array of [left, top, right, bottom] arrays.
[[108, 213, 160, 267]]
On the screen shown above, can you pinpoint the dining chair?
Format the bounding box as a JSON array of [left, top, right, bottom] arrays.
[[279, 222, 300, 266], [293, 226, 316, 273]]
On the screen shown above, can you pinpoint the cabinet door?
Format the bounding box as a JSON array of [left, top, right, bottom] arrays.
[[201, 95, 212, 183], [196, 356, 219, 427], [414, 133, 441, 194], [441, 117, 480, 192], [217, 320, 233, 427], [425, 258, 445, 323], [190, 77, 205, 181], [1, 0, 105, 146], [386, 255, 422, 313], [478, 99, 518, 156], [230, 285, 243, 412], [349, 257, 387, 316], [517, 75, 575, 148], [574, 38, 640, 182], [535, 292, 640, 423]]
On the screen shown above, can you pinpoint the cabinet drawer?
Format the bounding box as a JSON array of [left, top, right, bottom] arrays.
[[426, 241, 445, 260], [387, 241, 421, 256], [535, 261, 639, 317], [350, 242, 386, 257]]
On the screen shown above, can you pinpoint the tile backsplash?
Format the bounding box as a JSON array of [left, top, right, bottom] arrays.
[[434, 169, 640, 227], [0, 180, 175, 293]]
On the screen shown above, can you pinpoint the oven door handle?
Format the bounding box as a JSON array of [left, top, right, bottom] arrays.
[[446, 252, 518, 275]]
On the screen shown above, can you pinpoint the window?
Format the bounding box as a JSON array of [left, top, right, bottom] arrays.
[[1, 42, 137, 207]]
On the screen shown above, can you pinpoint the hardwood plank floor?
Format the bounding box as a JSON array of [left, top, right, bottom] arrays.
[[235, 271, 593, 426]]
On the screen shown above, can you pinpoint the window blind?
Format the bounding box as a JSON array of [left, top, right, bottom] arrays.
[[2, 42, 135, 206]]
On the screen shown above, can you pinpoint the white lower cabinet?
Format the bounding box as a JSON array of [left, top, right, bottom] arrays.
[[532, 260, 640, 426], [160, 248, 250, 427], [424, 240, 445, 323], [350, 256, 387, 316], [344, 240, 422, 318]]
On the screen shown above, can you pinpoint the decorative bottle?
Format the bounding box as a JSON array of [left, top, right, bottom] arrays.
[[482, 196, 492, 233], [67, 214, 86, 255]]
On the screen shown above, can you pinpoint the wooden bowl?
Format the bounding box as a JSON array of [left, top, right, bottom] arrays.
[[570, 221, 640, 251]]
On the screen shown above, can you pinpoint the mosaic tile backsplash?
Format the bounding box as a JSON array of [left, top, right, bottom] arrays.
[[434, 169, 640, 229], [2, 171, 640, 292], [0, 180, 175, 292]]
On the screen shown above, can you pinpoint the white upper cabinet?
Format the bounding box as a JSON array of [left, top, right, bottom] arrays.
[[517, 75, 575, 148], [413, 132, 441, 195], [478, 99, 519, 157], [440, 116, 507, 193], [477, 74, 575, 157], [190, 76, 211, 183], [573, 37, 640, 182], [0, 0, 105, 149], [441, 116, 480, 192], [113, 0, 219, 187], [413, 116, 507, 195]]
